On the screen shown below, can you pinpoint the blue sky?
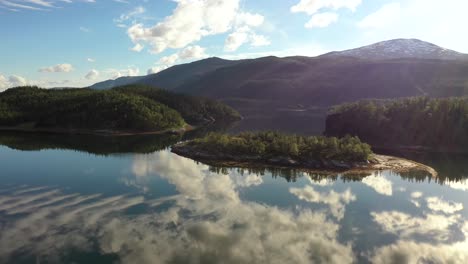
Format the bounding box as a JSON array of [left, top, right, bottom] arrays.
[[1, 0, 467, 90]]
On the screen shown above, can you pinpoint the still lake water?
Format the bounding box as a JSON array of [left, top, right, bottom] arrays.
[[0, 133, 468, 264]]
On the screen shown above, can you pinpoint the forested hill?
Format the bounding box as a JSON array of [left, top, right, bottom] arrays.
[[114, 85, 241, 125], [0, 85, 240, 133], [325, 97, 468, 152]]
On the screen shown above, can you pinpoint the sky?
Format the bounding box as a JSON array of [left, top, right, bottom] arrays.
[[1, 0, 467, 90]]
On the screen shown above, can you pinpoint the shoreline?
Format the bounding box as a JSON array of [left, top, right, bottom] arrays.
[[0, 124, 194, 137], [171, 144, 438, 177]]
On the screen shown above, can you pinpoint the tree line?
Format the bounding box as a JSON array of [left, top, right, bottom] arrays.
[[189, 131, 373, 162], [0, 85, 241, 132], [114, 85, 241, 125], [325, 97, 468, 151]]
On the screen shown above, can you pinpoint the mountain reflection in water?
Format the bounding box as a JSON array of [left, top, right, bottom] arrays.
[[0, 134, 467, 263]]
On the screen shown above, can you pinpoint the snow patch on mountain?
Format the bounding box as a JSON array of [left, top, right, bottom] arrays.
[[326, 39, 468, 60]]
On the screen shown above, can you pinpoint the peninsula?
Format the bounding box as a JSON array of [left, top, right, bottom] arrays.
[[0, 85, 240, 135]]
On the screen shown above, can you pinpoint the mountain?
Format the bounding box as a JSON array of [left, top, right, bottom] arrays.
[[88, 39, 468, 134], [91, 57, 241, 90], [324, 39, 468, 60], [173, 55, 468, 105], [90, 76, 146, 90]]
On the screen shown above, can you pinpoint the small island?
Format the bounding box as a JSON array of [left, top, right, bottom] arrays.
[[171, 131, 437, 176]]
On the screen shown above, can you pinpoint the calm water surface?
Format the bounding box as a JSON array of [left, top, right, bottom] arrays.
[[0, 133, 467, 264]]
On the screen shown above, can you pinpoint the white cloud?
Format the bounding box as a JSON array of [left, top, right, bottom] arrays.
[[224, 29, 249, 52], [1, 74, 28, 90], [224, 27, 270, 52], [0, 0, 96, 12], [291, 0, 361, 28], [0, 74, 30, 91], [370, 240, 468, 264], [178, 45, 207, 60], [8, 75, 28, 86], [115, 5, 146, 28], [446, 181, 468, 191], [305, 12, 339, 28], [159, 54, 179, 66], [85, 69, 99, 80], [235, 12, 265, 27], [229, 173, 263, 188], [87, 58, 95, 62], [370, 211, 468, 263], [130, 43, 144, 52], [147, 65, 168, 75], [361, 174, 393, 196], [308, 177, 334, 186], [250, 34, 271, 47], [426, 197, 463, 214], [371, 210, 462, 242], [0, 172, 356, 264], [123, 151, 356, 264], [409, 191, 423, 207], [1, 72, 92, 90], [222, 11, 268, 52], [155, 45, 208, 68], [39, 63, 74, 73], [217, 44, 329, 60], [0, 74, 7, 90], [291, 0, 362, 15], [117, 6, 145, 22], [126, 0, 267, 54], [290, 185, 356, 220], [105, 67, 140, 79], [0, 0, 45, 11], [356, 0, 468, 53], [358, 3, 400, 29]]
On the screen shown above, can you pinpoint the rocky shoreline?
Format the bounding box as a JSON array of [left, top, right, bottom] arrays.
[[171, 143, 438, 177]]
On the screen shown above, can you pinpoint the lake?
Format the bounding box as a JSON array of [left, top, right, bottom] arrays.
[[0, 132, 467, 264]]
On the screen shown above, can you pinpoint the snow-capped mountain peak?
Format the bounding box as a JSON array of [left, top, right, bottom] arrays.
[[325, 39, 467, 60]]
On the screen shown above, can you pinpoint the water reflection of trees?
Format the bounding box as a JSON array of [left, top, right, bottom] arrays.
[[0, 121, 236, 156], [376, 148, 468, 183], [208, 165, 376, 183], [207, 162, 468, 187], [0, 131, 181, 156], [209, 166, 309, 182], [205, 150, 465, 185]]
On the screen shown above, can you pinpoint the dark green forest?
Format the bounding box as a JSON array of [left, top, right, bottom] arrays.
[[114, 85, 241, 125], [325, 97, 468, 151], [0, 85, 240, 132], [186, 131, 373, 162]]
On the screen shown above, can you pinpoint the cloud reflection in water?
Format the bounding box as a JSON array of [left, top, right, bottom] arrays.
[[0, 151, 355, 264], [0, 150, 467, 264]]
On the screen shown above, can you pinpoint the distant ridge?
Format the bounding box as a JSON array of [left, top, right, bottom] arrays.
[[90, 39, 468, 91], [91, 57, 241, 90]]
